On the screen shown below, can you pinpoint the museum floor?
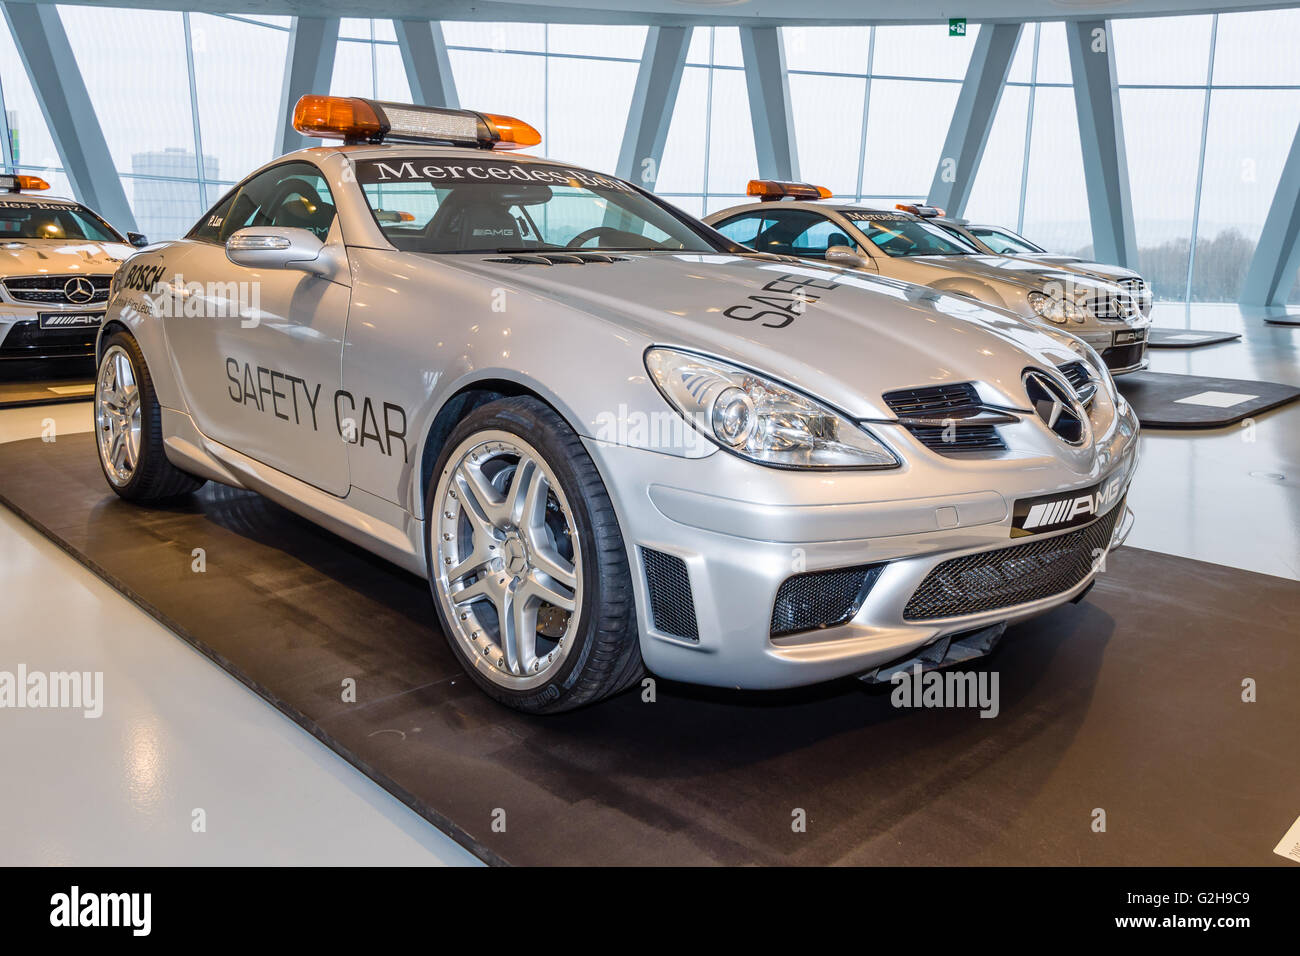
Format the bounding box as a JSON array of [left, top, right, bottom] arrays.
[[0, 303, 1295, 865]]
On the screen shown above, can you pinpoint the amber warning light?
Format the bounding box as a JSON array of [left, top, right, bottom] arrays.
[[292, 95, 540, 150], [747, 180, 832, 202], [1, 174, 50, 193]]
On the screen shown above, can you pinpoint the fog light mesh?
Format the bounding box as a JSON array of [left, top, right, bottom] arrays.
[[770, 564, 885, 637]]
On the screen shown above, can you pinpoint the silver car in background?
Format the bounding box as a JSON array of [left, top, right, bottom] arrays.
[[705, 183, 1151, 375], [93, 97, 1139, 714], [0, 175, 144, 364], [924, 213, 1154, 318]]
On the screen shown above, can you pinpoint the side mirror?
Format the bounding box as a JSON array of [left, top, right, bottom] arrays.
[[225, 226, 327, 275], [825, 244, 870, 269], [127, 232, 149, 248]]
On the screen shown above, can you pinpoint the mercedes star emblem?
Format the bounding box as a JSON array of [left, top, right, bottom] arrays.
[[64, 275, 96, 305], [1023, 369, 1087, 445]]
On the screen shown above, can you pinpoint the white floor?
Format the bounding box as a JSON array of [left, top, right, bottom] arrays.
[[0, 403, 479, 866], [0, 304, 1296, 865]]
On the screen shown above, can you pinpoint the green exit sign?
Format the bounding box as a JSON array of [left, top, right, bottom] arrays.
[[949, 18, 967, 37]]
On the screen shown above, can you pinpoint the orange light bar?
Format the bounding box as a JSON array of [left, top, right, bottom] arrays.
[[293, 95, 385, 143], [747, 179, 832, 202], [291, 94, 541, 151], [481, 112, 542, 150], [896, 202, 945, 218], [1, 174, 50, 192]]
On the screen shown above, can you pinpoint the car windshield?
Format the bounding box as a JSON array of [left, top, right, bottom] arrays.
[[355, 157, 720, 255], [844, 212, 978, 257], [0, 200, 123, 242], [970, 227, 1046, 255]]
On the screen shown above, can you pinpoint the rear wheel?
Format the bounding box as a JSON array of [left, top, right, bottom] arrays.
[[95, 330, 205, 501], [426, 396, 641, 713]]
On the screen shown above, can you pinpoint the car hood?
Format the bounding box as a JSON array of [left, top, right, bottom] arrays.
[[1016, 254, 1139, 282], [907, 253, 1123, 294], [0, 238, 132, 274], [443, 251, 1087, 420]]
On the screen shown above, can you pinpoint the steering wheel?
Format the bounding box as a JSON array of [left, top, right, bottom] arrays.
[[265, 178, 326, 229], [566, 226, 621, 249]]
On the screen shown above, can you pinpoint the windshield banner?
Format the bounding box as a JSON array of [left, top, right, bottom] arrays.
[[354, 159, 634, 193]]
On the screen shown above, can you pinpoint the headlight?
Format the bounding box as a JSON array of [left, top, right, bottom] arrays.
[[645, 348, 900, 469], [1028, 290, 1087, 324]]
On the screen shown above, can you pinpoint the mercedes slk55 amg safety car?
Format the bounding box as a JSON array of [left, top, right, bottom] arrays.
[[93, 96, 1138, 713], [0, 175, 145, 363], [704, 183, 1151, 375], [914, 211, 1154, 318]]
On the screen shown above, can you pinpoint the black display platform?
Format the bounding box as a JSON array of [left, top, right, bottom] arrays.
[[1117, 371, 1300, 428], [1147, 328, 1241, 348], [2, 434, 1298, 866], [0, 360, 96, 409]]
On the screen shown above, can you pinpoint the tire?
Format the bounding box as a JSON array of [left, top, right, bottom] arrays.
[[425, 396, 642, 714], [95, 329, 206, 501]]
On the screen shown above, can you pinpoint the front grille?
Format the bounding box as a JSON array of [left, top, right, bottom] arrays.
[[642, 548, 698, 641], [1085, 292, 1139, 321], [1100, 341, 1146, 371], [3, 274, 112, 304], [882, 382, 981, 417], [883, 382, 1009, 453], [1118, 278, 1147, 296], [905, 424, 1004, 451], [0, 320, 96, 359], [1056, 361, 1097, 404], [903, 503, 1123, 621], [770, 564, 885, 637]]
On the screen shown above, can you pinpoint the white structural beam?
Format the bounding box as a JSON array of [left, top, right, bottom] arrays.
[[739, 26, 798, 181], [1, 1, 136, 230], [277, 16, 340, 156], [395, 19, 459, 108], [927, 22, 1022, 217], [1240, 118, 1300, 306], [616, 25, 689, 185], [1066, 20, 1137, 266]]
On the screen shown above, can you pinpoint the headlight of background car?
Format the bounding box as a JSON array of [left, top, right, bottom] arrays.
[[1028, 290, 1088, 324], [645, 348, 900, 469]]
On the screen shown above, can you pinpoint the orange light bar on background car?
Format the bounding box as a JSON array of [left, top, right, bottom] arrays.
[[896, 203, 945, 218], [1, 174, 50, 193], [291, 94, 541, 151], [747, 180, 832, 202]]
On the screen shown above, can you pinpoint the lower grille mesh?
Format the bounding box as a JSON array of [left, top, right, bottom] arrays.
[[770, 564, 884, 637], [1101, 342, 1146, 370], [0, 320, 96, 358], [903, 504, 1123, 621], [642, 548, 699, 641]]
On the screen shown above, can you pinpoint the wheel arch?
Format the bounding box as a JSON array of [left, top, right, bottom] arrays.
[[417, 376, 582, 518]]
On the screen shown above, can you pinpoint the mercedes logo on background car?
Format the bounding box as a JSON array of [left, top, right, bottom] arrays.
[[63, 276, 96, 304], [1023, 368, 1088, 445]]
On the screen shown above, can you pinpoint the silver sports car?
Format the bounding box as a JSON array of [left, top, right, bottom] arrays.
[[0, 175, 145, 363], [704, 184, 1151, 375], [918, 212, 1155, 318], [94, 96, 1138, 713]]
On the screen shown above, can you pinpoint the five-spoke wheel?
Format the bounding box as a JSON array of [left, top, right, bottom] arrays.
[[95, 344, 142, 487], [434, 432, 582, 690], [426, 396, 641, 713]]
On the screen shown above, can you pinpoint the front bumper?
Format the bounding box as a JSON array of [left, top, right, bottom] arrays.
[[0, 308, 100, 361], [587, 400, 1141, 690], [1075, 327, 1149, 376]]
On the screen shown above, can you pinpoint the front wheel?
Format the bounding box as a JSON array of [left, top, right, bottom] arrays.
[[426, 396, 642, 713], [95, 330, 205, 501]]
